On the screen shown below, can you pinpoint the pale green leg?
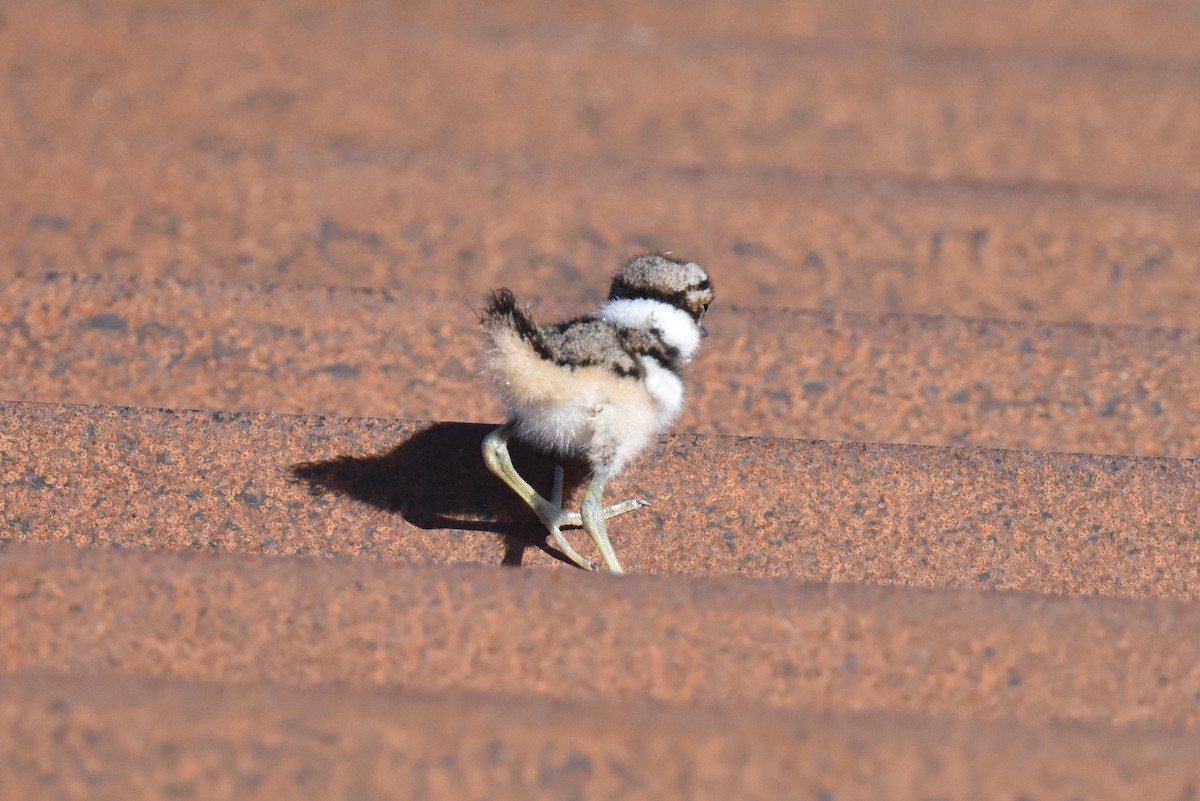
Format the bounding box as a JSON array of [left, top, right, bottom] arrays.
[[482, 422, 646, 572], [482, 422, 595, 569], [580, 472, 624, 574]]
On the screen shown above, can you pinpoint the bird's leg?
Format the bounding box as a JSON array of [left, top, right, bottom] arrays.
[[482, 422, 597, 570], [580, 471, 625, 574], [546, 464, 599, 570], [483, 422, 647, 571]]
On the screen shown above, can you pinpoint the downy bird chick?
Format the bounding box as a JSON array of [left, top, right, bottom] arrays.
[[481, 253, 712, 572]]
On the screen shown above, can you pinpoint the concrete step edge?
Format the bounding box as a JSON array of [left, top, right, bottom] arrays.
[[6, 667, 1198, 801], [3, 398, 1200, 598], [6, 271, 1200, 457], [5, 540, 1200, 730]]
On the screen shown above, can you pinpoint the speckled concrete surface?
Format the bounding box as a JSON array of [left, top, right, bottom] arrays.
[[5, 542, 1200, 728], [4, 5, 1200, 191], [4, 273, 1200, 457], [5, 0, 1200, 795], [6, 150, 1200, 328], [3, 400, 1200, 598], [14, 0, 1200, 61], [348, 0, 1200, 63], [7, 670, 1199, 801], [6, 3, 1200, 330]]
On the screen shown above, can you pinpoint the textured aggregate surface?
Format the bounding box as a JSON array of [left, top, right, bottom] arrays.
[[5, 273, 1200, 456], [5, 6, 1200, 327], [7, 670, 1200, 801], [5, 401, 1200, 598], [5, 542, 1200, 729], [4, 0, 1200, 797]]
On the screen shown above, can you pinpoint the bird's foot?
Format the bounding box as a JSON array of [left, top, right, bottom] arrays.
[[536, 467, 645, 571], [481, 425, 639, 573], [546, 465, 649, 525], [601, 498, 649, 518], [526, 476, 590, 569]]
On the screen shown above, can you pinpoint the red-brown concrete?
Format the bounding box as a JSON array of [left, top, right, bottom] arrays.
[[368, 0, 1200, 63], [7, 153, 1200, 326], [4, 5, 1200, 191], [4, 0, 1200, 795], [7, 670, 1199, 801], [4, 273, 1200, 457], [7, 0, 1200, 325], [4, 400, 1200, 599], [14, 0, 1200, 61], [5, 542, 1200, 729]]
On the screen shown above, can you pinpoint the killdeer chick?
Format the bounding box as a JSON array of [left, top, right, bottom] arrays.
[[480, 253, 712, 573]]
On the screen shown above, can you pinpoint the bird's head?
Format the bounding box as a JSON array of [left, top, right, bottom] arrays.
[[603, 254, 713, 361]]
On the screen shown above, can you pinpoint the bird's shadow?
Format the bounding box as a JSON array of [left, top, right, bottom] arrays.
[[290, 421, 590, 566]]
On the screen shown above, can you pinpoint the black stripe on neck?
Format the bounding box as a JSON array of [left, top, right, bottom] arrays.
[[619, 327, 683, 372]]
